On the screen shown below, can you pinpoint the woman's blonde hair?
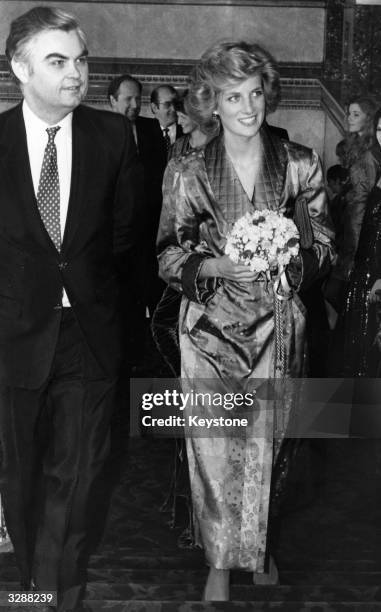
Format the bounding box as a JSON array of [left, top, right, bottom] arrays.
[[186, 40, 280, 133]]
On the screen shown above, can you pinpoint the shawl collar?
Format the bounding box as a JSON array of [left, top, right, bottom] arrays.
[[255, 125, 288, 210], [204, 133, 240, 224], [204, 126, 288, 217]]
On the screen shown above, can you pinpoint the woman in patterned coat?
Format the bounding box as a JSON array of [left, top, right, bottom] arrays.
[[157, 40, 335, 601]]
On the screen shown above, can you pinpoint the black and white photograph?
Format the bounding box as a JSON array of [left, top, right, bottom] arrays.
[[0, 0, 381, 610]]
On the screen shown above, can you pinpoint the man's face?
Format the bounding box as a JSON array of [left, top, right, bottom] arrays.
[[152, 87, 177, 128], [12, 28, 88, 123], [110, 80, 141, 122], [328, 178, 342, 196]]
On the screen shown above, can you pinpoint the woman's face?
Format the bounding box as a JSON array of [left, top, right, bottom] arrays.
[[376, 118, 381, 148], [177, 111, 196, 134], [347, 103, 368, 134], [217, 74, 265, 141]]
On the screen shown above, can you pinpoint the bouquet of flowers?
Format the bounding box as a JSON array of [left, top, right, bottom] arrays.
[[224, 209, 300, 275]]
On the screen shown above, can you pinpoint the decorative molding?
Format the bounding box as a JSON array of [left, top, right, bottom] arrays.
[[17, 0, 327, 6], [320, 80, 346, 133], [73, 58, 322, 80], [0, 78, 323, 109], [0, 57, 334, 113], [0, 56, 323, 79]]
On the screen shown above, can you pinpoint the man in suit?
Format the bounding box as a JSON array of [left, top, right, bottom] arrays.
[[150, 84, 183, 155], [144, 84, 184, 318], [0, 7, 143, 611], [108, 74, 167, 227], [108, 74, 166, 165], [108, 75, 168, 362]]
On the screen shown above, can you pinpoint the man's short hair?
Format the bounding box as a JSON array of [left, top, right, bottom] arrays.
[[327, 164, 349, 184], [108, 74, 142, 101], [150, 84, 177, 106], [6, 6, 87, 70]]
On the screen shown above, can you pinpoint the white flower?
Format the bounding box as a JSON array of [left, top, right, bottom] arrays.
[[224, 209, 300, 274]]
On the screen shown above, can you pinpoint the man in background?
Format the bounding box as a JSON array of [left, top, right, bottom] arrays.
[[151, 84, 183, 156], [109, 74, 167, 367], [108, 74, 166, 173]]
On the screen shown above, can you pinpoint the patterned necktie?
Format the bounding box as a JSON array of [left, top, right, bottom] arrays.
[[163, 127, 171, 154], [37, 126, 61, 251]]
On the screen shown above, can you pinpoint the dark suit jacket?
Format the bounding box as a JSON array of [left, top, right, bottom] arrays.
[[135, 116, 167, 225], [135, 115, 167, 178], [0, 103, 144, 389]]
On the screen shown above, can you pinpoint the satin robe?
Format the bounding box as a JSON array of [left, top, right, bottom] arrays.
[[157, 129, 334, 571]]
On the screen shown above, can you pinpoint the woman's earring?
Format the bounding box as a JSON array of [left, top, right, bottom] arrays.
[[212, 111, 219, 122]]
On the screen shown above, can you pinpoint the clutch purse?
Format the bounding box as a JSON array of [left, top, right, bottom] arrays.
[[294, 196, 314, 250]]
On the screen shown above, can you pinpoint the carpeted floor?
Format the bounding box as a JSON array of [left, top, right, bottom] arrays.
[[2, 428, 381, 609], [1, 331, 381, 609]]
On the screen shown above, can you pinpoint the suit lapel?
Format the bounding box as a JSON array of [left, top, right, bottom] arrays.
[[135, 117, 148, 158], [0, 104, 59, 256], [61, 106, 99, 252]]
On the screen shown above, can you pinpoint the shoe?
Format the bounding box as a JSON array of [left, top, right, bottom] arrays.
[[202, 567, 229, 601], [253, 555, 280, 585]]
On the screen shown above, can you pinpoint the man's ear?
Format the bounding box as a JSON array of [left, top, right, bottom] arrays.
[[151, 103, 157, 116], [109, 95, 118, 111], [11, 58, 30, 84]]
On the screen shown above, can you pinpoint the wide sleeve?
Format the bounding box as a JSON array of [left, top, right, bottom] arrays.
[[285, 148, 336, 291], [333, 154, 377, 281], [157, 159, 219, 304]]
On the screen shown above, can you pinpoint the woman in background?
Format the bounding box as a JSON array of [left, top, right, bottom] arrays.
[[336, 108, 381, 376], [170, 91, 211, 159], [326, 96, 377, 311], [157, 40, 334, 600]]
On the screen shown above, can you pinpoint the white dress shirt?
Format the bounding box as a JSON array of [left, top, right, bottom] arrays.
[[161, 122, 177, 145], [23, 101, 72, 307], [131, 122, 138, 150]]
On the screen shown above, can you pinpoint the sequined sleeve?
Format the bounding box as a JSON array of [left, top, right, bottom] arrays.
[[333, 152, 378, 281]]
